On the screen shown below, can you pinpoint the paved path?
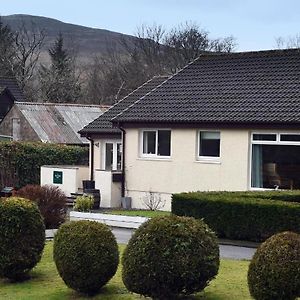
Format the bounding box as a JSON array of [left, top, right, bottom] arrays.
[[112, 227, 256, 260]]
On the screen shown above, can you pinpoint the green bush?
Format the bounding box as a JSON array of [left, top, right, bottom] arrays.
[[122, 215, 219, 299], [248, 231, 300, 300], [53, 220, 119, 295], [0, 142, 88, 189], [172, 191, 300, 242], [0, 197, 45, 281], [16, 184, 67, 229], [74, 195, 94, 212]]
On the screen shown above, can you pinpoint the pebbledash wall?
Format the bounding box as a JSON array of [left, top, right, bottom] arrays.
[[124, 128, 250, 211]]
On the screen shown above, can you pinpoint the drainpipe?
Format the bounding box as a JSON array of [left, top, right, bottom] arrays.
[[86, 136, 94, 181], [119, 126, 126, 197]]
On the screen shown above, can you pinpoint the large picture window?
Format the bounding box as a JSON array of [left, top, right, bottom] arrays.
[[142, 129, 171, 157], [251, 133, 300, 189], [198, 131, 220, 159]]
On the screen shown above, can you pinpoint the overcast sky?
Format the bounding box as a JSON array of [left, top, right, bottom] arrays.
[[1, 0, 300, 51]]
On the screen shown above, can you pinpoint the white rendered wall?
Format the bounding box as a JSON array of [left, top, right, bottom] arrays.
[[41, 165, 89, 196], [124, 128, 250, 210], [95, 169, 121, 208]]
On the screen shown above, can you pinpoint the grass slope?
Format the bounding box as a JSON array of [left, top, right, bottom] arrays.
[[0, 242, 251, 299]]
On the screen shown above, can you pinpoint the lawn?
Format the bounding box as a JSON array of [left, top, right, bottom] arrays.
[[104, 209, 170, 218], [0, 242, 251, 300]]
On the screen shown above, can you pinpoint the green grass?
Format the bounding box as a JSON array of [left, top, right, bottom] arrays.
[[104, 209, 171, 218], [0, 242, 251, 300]]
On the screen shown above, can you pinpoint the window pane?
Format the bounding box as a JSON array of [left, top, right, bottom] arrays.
[[105, 143, 113, 170], [143, 131, 156, 154], [199, 131, 220, 157], [117, 143, 122, 170], [251, 144, 300, 189], [158, 130, 171, 156], [253, 134, 276, 141], [280, 134, 300, 142]]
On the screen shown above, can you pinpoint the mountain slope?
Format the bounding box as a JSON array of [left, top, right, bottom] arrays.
[[2, 14, 137, 63]]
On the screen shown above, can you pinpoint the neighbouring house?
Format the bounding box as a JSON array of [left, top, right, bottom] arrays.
[[81, 49, 300, 210], [79, 76, 169, 206], [0, 77, 25, 140], [0, 102, 109, 145]]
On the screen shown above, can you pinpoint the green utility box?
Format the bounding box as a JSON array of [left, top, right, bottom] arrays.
[[53, 171, 63, 184]]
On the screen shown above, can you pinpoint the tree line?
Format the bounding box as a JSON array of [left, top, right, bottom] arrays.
[[0, 19, 237, 104]]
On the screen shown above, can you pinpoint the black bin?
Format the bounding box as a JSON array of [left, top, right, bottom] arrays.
[[84, 189, 100, 209], [0, 187, 14, 197], [82, 180, 95, 190]]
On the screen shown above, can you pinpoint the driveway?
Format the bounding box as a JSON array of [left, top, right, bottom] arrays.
[[112, 227, 256, 260]]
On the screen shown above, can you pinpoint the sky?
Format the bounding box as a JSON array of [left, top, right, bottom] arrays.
[[1, 0, 300, 51]]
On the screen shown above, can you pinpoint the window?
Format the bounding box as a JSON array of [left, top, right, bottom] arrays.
[[251, 132, 300, 189], [142, 130, 171, 157], [103, 141, 122, 171], [199, 131, 220, 158]]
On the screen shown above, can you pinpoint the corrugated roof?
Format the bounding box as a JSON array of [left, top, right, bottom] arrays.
[[79, 76, 169, 135], [16, 102, 108, 144], [113, 49, 300, 125]]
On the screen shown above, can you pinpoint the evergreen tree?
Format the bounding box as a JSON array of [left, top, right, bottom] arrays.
[[0, 18, 16, 77], [39, 33, 81, 103]]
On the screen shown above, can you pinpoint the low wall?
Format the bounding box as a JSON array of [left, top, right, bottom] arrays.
[[95, 169, 121, 208], [70, 211, 148, 229], [41, 165, 89, 196]]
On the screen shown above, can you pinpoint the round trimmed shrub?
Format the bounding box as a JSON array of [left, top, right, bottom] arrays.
[[248, 231, 300, 300], [0, 197, 45, 281], [122, 215, 220, 299], [53, 220, 119, 295]]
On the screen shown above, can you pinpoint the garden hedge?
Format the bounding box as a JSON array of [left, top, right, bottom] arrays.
[[172, 191, 300, 242], [0, 142, 88, 188]]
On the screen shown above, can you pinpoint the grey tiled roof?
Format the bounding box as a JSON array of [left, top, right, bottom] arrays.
[[113, 49, 300, 125], [0, 77, 25, 102], [79, 76, 169, 134]]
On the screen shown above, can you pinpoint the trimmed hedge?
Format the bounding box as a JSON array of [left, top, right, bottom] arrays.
[[172, 191, 300, 242], [0, 197, 45, 281], [0, 142, 88, 188], [122, 215, 219, 299]]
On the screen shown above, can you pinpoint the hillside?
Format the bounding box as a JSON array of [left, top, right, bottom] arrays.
[[1, 14, 137, 64]]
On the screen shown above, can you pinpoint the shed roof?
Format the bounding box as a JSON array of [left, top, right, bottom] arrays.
[[16, 102, 108, 144], [113, 49, 300, 126]]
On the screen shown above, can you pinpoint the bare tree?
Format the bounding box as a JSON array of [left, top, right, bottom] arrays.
[[165, 22, 236, 71], [13, 22, 45, 91], [84, 22, 237, 104], [275, 34, 300, 49], [142, 191, 166, 211]]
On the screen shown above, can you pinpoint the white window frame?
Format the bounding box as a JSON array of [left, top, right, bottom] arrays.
[[197, 130, 221, 163], [140, 129, 171, 159], [250, 131, 300, 190], [101, 140, 122, 171]]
